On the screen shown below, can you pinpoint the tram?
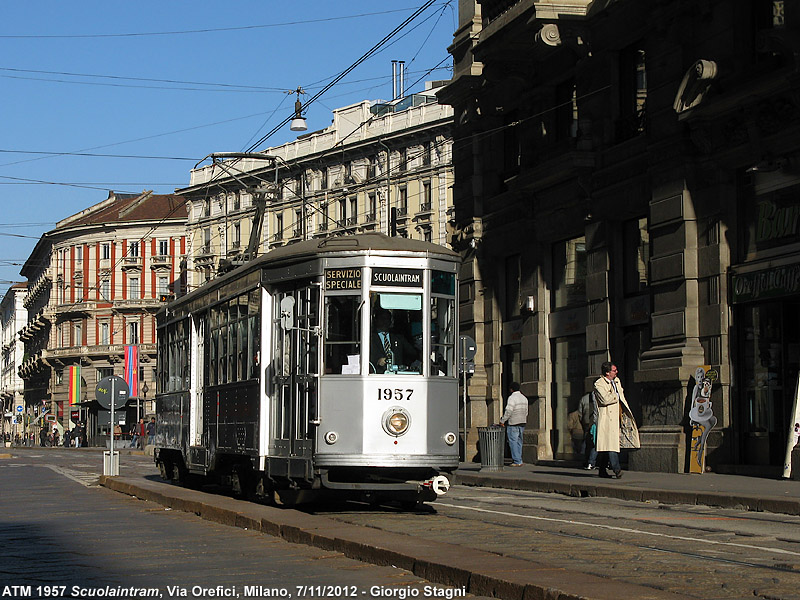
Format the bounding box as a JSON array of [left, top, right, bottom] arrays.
[[154, 234, 460, 506]]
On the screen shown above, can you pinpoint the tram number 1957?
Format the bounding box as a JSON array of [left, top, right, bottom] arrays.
[[377, 388, 414, 401]]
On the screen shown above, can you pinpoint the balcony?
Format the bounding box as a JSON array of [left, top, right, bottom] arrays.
[[113, 297, 163, 312], [150, 255, 172, 270], [54, 301, 95, 316], [121, 256, 143, 271]]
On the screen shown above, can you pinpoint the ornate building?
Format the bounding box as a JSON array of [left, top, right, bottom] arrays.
[[178, 83, 453, 292], [440, 0, 800, 472], [1, 283, 27, 441], [18, 191, 187, 444]]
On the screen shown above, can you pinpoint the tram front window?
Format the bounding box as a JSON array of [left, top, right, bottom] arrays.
[[369, 293, 422, 375]]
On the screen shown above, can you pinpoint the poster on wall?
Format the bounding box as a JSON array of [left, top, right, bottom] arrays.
[[689, 365, 718, 474], [781, 374, 800, 479]]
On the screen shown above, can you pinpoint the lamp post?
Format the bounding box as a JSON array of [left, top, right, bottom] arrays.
[[141, 381, 149, 416]]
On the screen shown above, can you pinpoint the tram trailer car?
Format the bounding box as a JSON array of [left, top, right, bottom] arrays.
[[154, 234, 460, 505]]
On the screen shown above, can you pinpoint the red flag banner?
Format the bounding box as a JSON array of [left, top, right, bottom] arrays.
[[124, 345, 139, 397]]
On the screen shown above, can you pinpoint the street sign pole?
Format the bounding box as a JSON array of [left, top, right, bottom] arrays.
[[97, 375, 127, 476]]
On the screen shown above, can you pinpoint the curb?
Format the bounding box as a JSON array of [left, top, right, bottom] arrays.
[[451, 472, 800, 516], [100, 475, 692, 600]]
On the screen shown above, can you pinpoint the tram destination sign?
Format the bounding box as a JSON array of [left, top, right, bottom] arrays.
[[371, 268, 423, 287], [325, 268, 362, 291]]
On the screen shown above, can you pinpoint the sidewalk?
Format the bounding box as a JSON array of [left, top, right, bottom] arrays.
[[453, 460, 800, 515]]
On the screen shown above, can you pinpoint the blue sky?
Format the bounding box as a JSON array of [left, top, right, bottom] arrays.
[[0, 1, 455, 287]]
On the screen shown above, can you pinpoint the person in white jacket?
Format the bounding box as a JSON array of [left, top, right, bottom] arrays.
[[500, 382, 529, 466], [593, 361, 632, 479]]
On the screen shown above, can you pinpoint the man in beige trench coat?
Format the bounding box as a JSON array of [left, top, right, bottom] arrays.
[[593, 361, 633, 479]]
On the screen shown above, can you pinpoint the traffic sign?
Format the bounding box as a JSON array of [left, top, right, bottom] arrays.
[[45, 414, 56, 423], [16, 405, 22, 413], [95, 375, 130, 410]]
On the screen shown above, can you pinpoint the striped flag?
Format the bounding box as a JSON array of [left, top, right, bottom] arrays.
[[124, 345, 139, 397], [68, 365, 81, 405]]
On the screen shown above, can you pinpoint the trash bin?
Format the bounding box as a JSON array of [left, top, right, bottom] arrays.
[[478, 425, 505, 471]]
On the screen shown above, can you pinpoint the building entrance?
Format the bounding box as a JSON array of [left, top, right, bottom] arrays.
[[739, 300, 800, 466]]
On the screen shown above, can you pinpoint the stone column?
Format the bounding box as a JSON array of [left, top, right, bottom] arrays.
[[632, 181, 705, 472]]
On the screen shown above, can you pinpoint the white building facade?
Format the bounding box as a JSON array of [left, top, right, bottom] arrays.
[[179, 83, 454, 292], [1, 283, 27, 442]]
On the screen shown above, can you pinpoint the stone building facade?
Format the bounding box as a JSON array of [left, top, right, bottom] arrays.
[[440, 0, 800, 472], [18, 191, 187, 444], [179, 83, 453, 291], [1, 283, 27, 441]]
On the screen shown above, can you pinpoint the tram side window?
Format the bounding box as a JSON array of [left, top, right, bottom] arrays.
[[431, 295, 456, 377], [207, 291, 260, 386], [324, 295, 361, 375], [158, 318, 190, 393]]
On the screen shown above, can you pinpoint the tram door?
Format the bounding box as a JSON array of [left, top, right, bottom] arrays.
[[272, 283, 320, 459]]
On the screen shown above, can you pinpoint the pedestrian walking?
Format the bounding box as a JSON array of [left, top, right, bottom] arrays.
[[593, 361, 633, 479], [579, 389, 598, 469], [63, 429, 72, 448], [146, 417, 156, 446], [499, 382, 529, 467]]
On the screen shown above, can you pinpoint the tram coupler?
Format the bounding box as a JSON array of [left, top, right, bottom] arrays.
[[421, 474, 450, 496]]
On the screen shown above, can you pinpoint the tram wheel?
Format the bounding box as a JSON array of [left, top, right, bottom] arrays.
[[158, 460, 172, 481]]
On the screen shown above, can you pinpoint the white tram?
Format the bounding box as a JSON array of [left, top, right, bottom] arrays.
[[154, 234, 460, 505]]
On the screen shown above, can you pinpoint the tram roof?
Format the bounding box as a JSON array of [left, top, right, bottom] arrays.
[[261, 233, 459, 264], [172, 234, 459, 309]]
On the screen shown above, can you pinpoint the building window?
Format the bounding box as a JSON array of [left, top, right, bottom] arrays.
[[398, 187, 408, 216], [618, 43, 647, 140], [623, 217, 649, 295], [129, 277, 139, 299], [552, 236, 587, 309], [275, 213, 283, 240], [202, 199, 211, 218], [348, 197, 357, 226], [232, 192, 241, 211], [367, 193, 377, 221], [75, 281, 83, 302], [321, 168, 329, 190], [422, 143, 431, 167], [100, 322, 110, 346], [158, 276, 169, 296], [504, 255, 521, 318], [128, 321, 139, 345], [399, 149, 408, 172], [422, 181, 432, 211], [338, 198, 347, 227], [158, 239, 169, 256], [128, 241, 139, 257], [100, 279, 111, 301], [556, 80, 578, 141], [294, 209, 303, 238], [102, 243, 111, 260], [75, 246, 83, 262], [73, 321, 82, 346], [232, 222, 241, 248], [202, 228, 211, 254]]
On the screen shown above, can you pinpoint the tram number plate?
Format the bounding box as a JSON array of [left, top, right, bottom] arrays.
[[377, 388, 414, 401]]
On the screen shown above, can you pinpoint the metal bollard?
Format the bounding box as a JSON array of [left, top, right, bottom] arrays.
[[478, 425, 505, 471]]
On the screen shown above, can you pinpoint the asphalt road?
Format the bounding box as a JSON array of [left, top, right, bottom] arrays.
[[0, 448, 480, 600], [9, 448, 800, 599]]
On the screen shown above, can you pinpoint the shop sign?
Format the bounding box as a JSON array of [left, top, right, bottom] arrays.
[[548, 306, 587, 338], [732, 263, 800, 303]]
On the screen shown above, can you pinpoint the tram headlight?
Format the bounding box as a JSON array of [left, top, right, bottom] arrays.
[[444, 432, 457, 446], [382, 408, 410, 437], [324, 431, 338, 444]]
